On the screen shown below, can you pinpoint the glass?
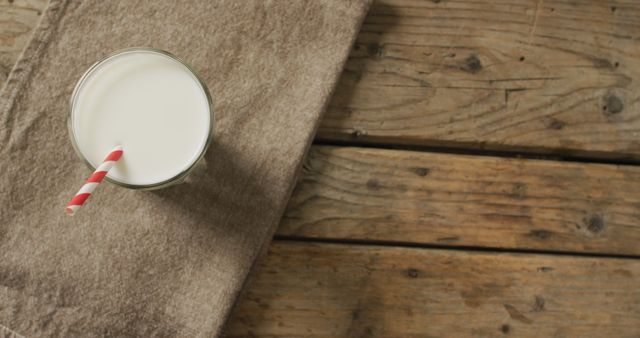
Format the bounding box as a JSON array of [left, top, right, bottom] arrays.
[[68, 48, 214, 190]]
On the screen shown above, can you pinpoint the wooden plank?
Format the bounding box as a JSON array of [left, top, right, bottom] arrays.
[[279, 146, 640, 255], [228, 241, 640, 337], [0, 0, 46, 84], [319, 0, 640, 158], [3, 1, 640, 159]]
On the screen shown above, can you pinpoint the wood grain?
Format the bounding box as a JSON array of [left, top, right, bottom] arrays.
[[2, 0, 640, 159], [279, 146, 640, 255], [228, 241, 640, 337], [321, 0, 640, 159]]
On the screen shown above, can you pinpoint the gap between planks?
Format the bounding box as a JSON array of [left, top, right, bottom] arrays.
[[273, 236, 640, 261], [315, 138, 640, 167]]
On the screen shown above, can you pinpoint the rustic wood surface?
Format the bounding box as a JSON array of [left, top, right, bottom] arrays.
[[280, 146, 640, 255], [322, 0, 640, 159], [2, 0, 640, 337], [228, 242, 640, 338]]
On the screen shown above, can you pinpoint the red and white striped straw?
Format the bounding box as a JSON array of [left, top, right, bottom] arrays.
[[66, 145, 123, 216]]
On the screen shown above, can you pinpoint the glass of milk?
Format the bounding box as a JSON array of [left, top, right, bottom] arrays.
[[68, 48, 213, 189]]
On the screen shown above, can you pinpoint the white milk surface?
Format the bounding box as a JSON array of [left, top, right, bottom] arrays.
[[71, 50, 211, 186]]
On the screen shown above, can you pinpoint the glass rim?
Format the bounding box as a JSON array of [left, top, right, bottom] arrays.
[[68, 47, 214, 190]]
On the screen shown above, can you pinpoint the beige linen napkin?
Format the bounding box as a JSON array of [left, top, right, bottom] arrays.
[[0, 0, 370, 336]]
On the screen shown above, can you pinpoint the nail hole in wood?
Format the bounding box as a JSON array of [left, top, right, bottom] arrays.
[[407, 269, 419, 278], [464, 54, 482, 73]]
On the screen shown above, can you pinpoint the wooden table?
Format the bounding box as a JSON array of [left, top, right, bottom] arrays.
[[2, 0, 639, 336]]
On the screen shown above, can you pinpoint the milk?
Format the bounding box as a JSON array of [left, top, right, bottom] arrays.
[[70, 49, 212, 187]]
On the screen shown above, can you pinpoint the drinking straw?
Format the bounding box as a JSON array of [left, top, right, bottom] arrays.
[[65, 145, 123, 216]]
